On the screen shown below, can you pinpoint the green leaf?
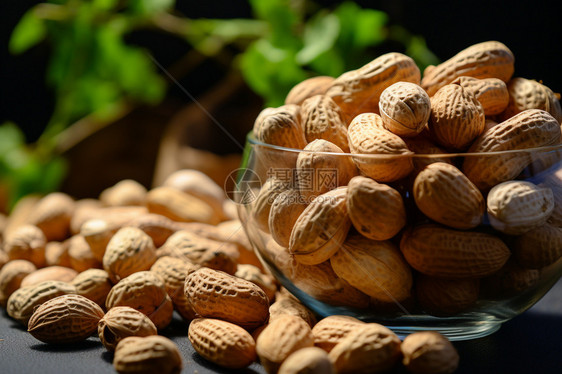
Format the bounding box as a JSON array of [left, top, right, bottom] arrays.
[[406, 36, 440, 70], [92, 0, 120, 11], [334, 2, 387, 49], [130, 0, 175, 14], [249, 0, 301, 49], [308, 49, 344, 77], [9, 8, 47, 54], [0, 122, 26, 152], [240, 40, 307, 107], [296, 12, 340, 65]]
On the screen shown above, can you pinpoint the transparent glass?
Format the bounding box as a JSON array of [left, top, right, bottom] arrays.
[[235, 134, 562, 341]]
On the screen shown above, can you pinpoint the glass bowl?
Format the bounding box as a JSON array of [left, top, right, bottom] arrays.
[[234, 134, 562, 341]]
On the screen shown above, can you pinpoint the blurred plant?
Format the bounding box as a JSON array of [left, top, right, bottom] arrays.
[[240, 0, 438, 106], [3, 0, 437, 210]]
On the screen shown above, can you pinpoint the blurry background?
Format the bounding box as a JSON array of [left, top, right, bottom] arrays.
[[1, 0, 560, 212]]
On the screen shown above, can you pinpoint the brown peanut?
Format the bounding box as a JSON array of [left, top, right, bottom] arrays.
[[328, 52, 421, 121], [347, 113, 414, 182], [421, 41, 514, 96], [113, 335, 182, 374], [189, 318, 257, 369], [106, 271, 174, 330], [379, 81, 431, 137], [346, 176, 406, 240], [285, 76, 335, 105], [98, 306, 157, 351], [401, 331, 459, 374], [400, 224, 510, 278], [27, 294, 105, 344], [184, 267, 269, 330]]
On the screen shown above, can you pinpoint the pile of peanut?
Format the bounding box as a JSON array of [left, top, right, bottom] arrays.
[[251, 40, 562, 316], [0, 169, 459, 373]]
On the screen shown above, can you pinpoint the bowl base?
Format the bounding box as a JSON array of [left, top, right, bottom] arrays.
[[388, 322, 501, 341]]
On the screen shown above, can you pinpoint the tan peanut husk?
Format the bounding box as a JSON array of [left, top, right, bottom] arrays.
[[184, 267, 269, 330], [347, 113, 414, 182], [416, 275, 479, 315], [481, 260, 540, 296], [331, 234, 412, 304], [146, 186, 220, 225], [300, 95, 350, 152], [150, 256, 198, 321], [403, 135, 452, 173], [99, 179, 147, 207], [70, 205, 146, 236], [162, 169, 228, 220], [513, 223, 562, 269], [285, 76, 335, 105], [252, 177, 291, 234], [428, 83, 485, 151], [311, 315, 365, 353], [106, 271, 174, 330], [379, 81, 431, 137], [45, 240, 72, 267], [268, 293, 316, 328], [327, 52, 421, 121], [452, 76, 509, 116], [98, 306, 157, 351], [3, 225, 46, 268], [71, 268, 113, 308], [103, 227, 157, 283], [500, 77, 562, 123], [328, 323, 401, 374], [158, 230, 237, 274], [27, 294, 105, 344], [421, 41, 514, 96], [400, 224, 510, 278], [7, 280, 77, 326], [401, 331, 459, 374], [295, 139, 357, 202], [68, 235, 102, 272], [236, 264, 277, 302], [267, 241, 369, 308], [0, 259, 37, 307], [289, 187, 350, 265], [189, 318, 257, 369], [20, 266, 78, 287], [414, 162, 485, 229], [279, 347, 336, 374], [256, 314, 314, 374], [27, 192, 75, 242], [113, 335, 182, 374], [80, 218, 121, 261], [487, 180, 554, 235], [462, 109, 561, 190], [269, 189, 308, 250], [346, 176, 406, 240]]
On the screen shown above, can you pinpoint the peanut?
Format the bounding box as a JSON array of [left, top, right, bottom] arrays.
[[27, 294, 104, 344], [98, 306, 157, 351], [285, 76, 335, 105], [401, 331, 459, 374], [379, 81, 431, 137], [184, 267, 269, 330], [347, 113, 414, 182], [113, 335, 182, 374], [189, 318, 257, 369], [328, 323, 401, 374], [421, 41, 514, 96]]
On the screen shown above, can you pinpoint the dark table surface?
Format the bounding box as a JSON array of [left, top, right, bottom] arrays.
[[1, 278, 562, 374]]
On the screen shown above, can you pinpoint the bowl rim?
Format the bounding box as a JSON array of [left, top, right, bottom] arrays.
[[247, 132, 562, 159]]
